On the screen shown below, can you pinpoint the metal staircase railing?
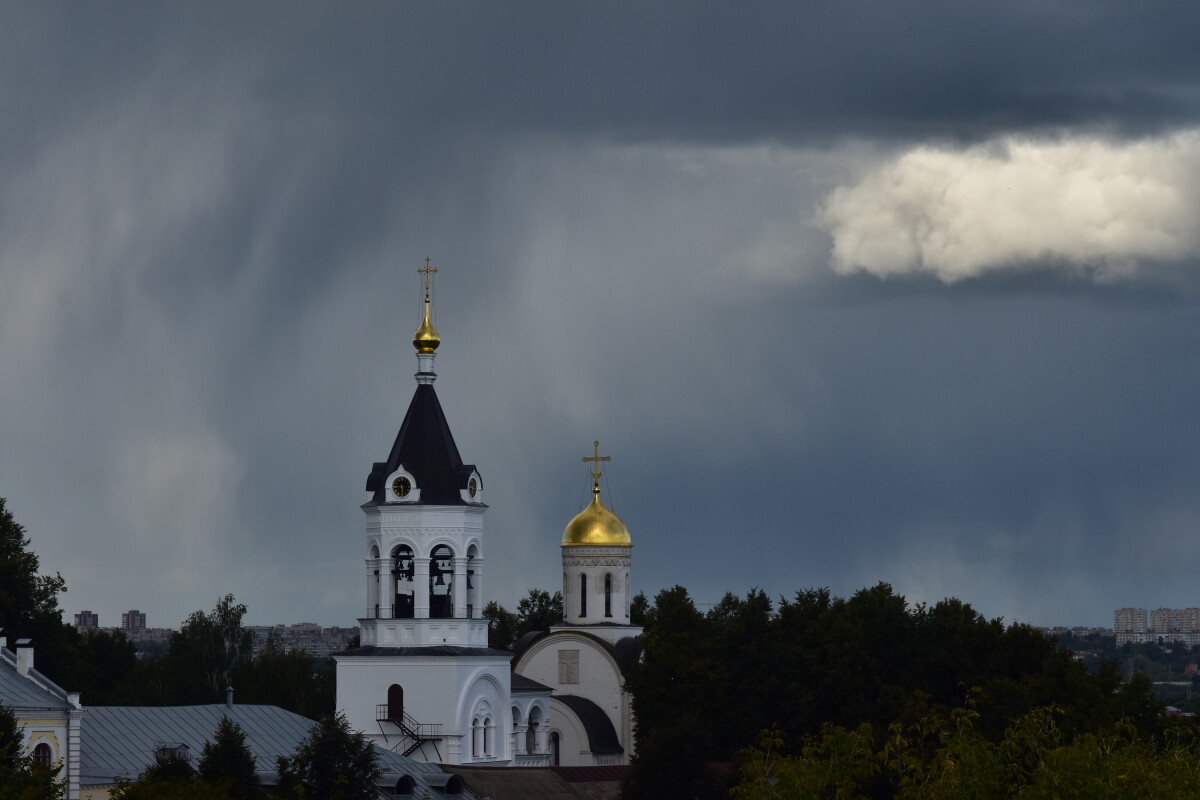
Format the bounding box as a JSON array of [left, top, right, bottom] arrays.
[[376, 705, 443, 757]]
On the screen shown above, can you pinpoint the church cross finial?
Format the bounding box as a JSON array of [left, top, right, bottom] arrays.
[[418, 257, 438, 299], [582, 440, 612, 492]]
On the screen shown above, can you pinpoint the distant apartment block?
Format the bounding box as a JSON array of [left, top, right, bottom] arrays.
[[1040, 626, 1113, 639], [74, 610, 99, 631], [121, 609, 147, 633], [1114, 606, 1200, 646], [247, 624, 358, 658]]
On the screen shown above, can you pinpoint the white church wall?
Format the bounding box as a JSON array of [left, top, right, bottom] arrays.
[[514, 633, 625, 746], [335, 653, 512, 765]]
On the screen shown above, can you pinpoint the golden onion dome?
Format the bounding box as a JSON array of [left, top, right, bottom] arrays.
[[562, 487, 632, 546], [412, 296, 441, 353]]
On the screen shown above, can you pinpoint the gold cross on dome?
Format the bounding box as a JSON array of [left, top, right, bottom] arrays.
[[418, 257, 438, 296], [582, 440, 612, 482]]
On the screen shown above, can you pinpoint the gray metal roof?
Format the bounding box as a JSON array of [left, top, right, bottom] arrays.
[[80, 703, 468, 795], [0, 646, 73, 713]]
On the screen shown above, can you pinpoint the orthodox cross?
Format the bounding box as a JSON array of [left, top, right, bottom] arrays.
[[582, 440, 612, 488], [418, 257, 438, 298]]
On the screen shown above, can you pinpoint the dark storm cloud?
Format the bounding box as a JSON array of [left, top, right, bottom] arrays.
[[10, 2, 1200, 149], [2, 3, 1199, 630]]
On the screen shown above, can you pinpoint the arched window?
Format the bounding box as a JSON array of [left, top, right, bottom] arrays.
[[32, 742, 51, 769], [483, 715, 493, 757], [430, 545, 454, 618], [395, 775, 415, 795], [526, 706, 541, 754], [393, 545, 415, 618], [550, 731, 560, 766], [471, 717, 481, 757], [604, 573, 613, 618], [579, 574, 587, 617], [387, 684, 404, 721]]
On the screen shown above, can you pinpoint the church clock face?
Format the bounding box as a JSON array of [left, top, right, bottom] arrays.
[[468, 477, 478, 499], [392, 476, 412, 498]]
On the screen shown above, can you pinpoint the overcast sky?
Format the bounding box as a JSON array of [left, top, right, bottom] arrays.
[[4, 2, 1200, 630]]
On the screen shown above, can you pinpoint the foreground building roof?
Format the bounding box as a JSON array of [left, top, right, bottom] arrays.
[[80, 703, 467, 795]]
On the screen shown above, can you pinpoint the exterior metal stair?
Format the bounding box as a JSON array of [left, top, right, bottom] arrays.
[[376, 704, 443, 758]]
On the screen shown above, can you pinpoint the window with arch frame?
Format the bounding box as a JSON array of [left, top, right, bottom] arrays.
[[32, 742, 52, 769]]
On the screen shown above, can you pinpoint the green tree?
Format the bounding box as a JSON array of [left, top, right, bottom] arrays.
[[238, 634, 335, 719], [275, 713, 380, 800], [623, 586, 727, 800], [0, 498, 76, 685], [482, 601, 518, 650], [71, 629, 138, 705], [629, 591, 652, 629], [515, 588, 563, 638], [482, 589, 564, 650], [169, 595, 254, 703], [0, 703, 65, 799], [198, 717, 261, 799]]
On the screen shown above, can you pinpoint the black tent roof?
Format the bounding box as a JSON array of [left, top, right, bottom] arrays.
[[364, 383, 479, 505]]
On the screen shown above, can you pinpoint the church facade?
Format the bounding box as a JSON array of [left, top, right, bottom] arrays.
[[335, 264, 641, 767]]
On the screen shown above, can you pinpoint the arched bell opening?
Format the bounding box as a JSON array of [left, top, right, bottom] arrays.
[[392, 545, 415, 618], [466, 544, 481, 619], [429, 544, 454, 618]]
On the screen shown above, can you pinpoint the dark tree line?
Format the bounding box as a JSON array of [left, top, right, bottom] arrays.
[[623, 584, 1163, 800], [1, 498, 335, 718]]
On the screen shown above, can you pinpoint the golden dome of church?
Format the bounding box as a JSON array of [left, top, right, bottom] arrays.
[[562, 441, 632, 546], [562, 488, 632, 546]]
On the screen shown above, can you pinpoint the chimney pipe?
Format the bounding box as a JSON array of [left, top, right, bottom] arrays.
[[15, 639, 33, 676], [226, 685, 234, 710]]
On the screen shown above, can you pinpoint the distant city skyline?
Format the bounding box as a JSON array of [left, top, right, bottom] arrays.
[[5, 3, 1200, 629]]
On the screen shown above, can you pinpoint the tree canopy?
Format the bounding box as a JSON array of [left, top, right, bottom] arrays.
[[0, 498, 73, 680], [275, 712, 380, 800], [198, 717, 262, 799], [623, 583, 1166, 800], [483, 588, 564, 650]]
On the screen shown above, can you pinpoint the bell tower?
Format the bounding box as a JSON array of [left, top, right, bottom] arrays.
[[358, 258, 488, 648], [337, 260, 513, 765]]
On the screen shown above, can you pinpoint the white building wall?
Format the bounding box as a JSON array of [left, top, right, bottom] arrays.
[[513, 631, 635, 765], [334, 653, 512, 765], [561, 545, 632, 626]]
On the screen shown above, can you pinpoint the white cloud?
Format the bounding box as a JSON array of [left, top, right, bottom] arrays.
[[820, 132, 1200, 282]]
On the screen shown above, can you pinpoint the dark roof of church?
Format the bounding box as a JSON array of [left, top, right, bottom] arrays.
[[511, 673, 553, 693], [364, 383, 479, 505], [557, 695, 624, 754]]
